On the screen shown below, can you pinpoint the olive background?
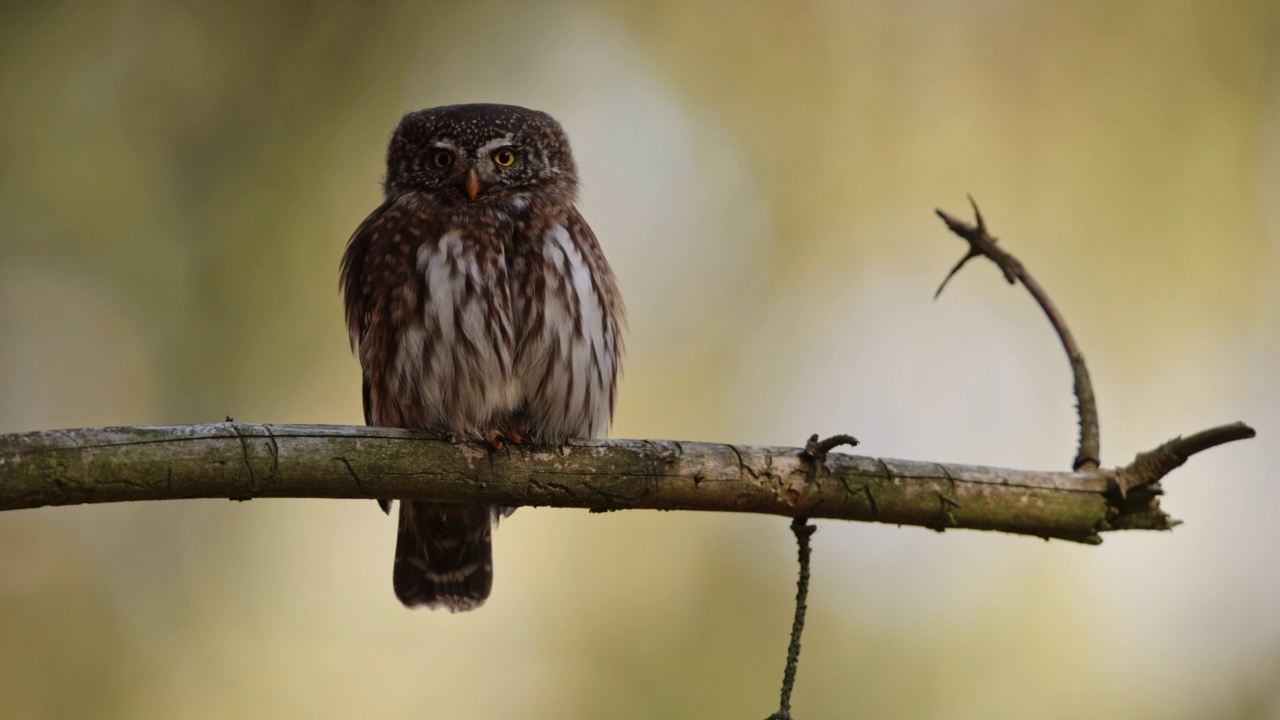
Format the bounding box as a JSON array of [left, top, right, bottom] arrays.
[[1, 2, 1278, 718]]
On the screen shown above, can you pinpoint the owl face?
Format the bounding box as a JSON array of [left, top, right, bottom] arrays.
[[383, 104, 577, 209]]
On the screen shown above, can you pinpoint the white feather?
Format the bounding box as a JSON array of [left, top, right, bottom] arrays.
[[517, 223, 615, 440], [389, 231, 518, 433]]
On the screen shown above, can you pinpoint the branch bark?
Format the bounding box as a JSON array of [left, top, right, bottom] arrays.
[[0, 421, 1253, 545]]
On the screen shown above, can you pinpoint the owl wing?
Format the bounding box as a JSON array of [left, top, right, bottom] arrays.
[[340, 196, 431, 425], [339, 196, 396, 357], [340, 197, 414, 516]]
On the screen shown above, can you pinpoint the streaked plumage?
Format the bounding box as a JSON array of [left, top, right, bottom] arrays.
[[340, 104, 623, 611]]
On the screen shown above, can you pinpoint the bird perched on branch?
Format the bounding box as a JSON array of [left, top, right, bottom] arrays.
[[340, 104, 624, 611]]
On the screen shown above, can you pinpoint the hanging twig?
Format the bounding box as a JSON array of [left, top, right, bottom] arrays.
[[766, 517, 817, 720]]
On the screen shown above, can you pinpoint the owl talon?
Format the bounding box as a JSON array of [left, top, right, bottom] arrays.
[[484, 426, 526, 451], [485, 428, 507, 450]]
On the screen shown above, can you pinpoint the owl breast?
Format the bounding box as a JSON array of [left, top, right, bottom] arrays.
[[511, 214, 621, 443], [366, 224, 519, 433], [351, 197, 621, 443], [422, 230, 521, 426]]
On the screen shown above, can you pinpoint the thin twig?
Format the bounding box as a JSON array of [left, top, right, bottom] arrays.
[[935, 198, 1101, 471], [766, 517, 817, 720], [801, 433, 860, 484], [760, 434, 857, 718], [802, 434, 860, 460]]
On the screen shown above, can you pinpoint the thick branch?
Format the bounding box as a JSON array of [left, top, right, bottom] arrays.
[[0, 422, 1253, 544]]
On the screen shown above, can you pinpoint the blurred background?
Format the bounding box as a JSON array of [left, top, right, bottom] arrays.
[[1, 1, 1278, 718]]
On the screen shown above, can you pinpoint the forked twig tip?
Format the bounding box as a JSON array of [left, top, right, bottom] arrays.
[[967, 194, 985, 229], [934, 251, 978, 299]]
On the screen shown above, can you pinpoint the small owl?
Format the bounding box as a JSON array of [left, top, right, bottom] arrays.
[[340, 104, 624, 611]]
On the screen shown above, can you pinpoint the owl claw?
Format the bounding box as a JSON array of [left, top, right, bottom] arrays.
[[485, 427, 525, 451], [484, 428, 504, 450]]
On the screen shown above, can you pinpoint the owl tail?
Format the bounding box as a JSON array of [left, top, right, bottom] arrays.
[[393, 501, 494, 612]]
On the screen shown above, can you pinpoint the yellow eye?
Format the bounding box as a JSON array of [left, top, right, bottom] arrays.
[[493, 149, 516, 167], [432, 151, 453, 168]]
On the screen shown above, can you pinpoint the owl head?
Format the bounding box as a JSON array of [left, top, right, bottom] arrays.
[[382, 104, 578, 209]]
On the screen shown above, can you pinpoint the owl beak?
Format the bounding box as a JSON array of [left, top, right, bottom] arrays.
[[464, 168, 481, 200]]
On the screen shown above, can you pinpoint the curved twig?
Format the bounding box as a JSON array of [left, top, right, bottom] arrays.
[[935, 198, 1101, 471]]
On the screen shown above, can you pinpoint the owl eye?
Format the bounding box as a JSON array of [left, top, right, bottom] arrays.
[[432, 151, 454, 168], [492, 149, 516, 167]]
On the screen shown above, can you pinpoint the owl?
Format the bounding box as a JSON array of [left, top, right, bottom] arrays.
[[340, 104, 624, 611]]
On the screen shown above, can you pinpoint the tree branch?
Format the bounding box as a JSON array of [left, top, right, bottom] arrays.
[[0, 421, 1253, 544]]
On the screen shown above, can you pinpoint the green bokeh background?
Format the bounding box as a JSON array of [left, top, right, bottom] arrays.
[[2, 1, 1279, 718]]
